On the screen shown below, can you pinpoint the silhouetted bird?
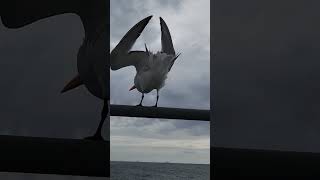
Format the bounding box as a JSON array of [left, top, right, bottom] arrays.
[[110, 16, 180, 107], [1, 0, 109, 140]]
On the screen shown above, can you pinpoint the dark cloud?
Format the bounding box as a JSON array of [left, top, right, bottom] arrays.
[[212, 0, 320, 152]]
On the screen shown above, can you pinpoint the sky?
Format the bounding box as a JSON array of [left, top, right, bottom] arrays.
[[110, 0, 210, 164], [213, 0, 320, 153]]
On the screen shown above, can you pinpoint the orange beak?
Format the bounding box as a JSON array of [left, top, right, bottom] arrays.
[[129, 85, 136, 91]]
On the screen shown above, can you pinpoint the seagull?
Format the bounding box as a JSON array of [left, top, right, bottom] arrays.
[[110, 16, 180, 107], [1, 0, 109, 140]]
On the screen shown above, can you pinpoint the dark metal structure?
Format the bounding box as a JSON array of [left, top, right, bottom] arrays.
[[110, 105, 210, 121]]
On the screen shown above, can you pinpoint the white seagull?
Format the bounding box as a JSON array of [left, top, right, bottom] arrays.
[[111, 16, 180, 107], [1, 0, 109, 140]]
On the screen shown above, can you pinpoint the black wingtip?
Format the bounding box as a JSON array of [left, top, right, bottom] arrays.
[[146, 15, 153, 21], [139, 15, 153, 28], [159, 17, 164, 24]]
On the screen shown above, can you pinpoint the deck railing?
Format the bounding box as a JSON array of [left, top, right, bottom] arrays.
[[110, 104, 210, 121]]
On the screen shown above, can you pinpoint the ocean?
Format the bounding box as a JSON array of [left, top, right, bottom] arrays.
[[110, 161, 210, 180]]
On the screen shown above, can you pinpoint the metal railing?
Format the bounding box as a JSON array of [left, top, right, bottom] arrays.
[[110, 104, 210, 121]]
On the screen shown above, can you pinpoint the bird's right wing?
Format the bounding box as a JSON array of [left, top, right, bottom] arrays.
[[110, 16, 152, 71], [1, 0, 82, 28], [160, 17, 181, 72], [160, 17, 176, 55]]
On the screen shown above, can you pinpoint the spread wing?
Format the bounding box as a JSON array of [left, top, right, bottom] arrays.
[[160, 17, 175, 55], [160, 17, 180, 71], [0, 0, 107, 37], [110, 16, 152, 71]]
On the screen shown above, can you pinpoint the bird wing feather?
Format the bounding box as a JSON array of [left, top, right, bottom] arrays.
[[0, 0, 107, 38], [1, 0, 78, 28], [160, 17, 180, 71], [110, 16, 152, 71], [160, 17, 176, 55]]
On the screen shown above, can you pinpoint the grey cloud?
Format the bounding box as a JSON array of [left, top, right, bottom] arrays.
[[111, 116, 209, 140]]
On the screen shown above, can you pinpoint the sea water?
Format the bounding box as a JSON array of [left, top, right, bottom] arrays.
[[111, 161, 210, 180]]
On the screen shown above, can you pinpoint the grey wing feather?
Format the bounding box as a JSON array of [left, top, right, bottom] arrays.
[[124, 51, 149, 71], [160, 17, 176, 55], [110, 16, 152, 70], [160, 17, 180, 72]]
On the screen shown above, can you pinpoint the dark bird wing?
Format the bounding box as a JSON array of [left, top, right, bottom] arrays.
[[160, 17, 176, 55], [0, 0, 107, 38], [160, 17, 180, 71], [110, 16, 152, 71]]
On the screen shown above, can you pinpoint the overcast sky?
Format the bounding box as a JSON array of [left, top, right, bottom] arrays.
[[110, 0, 210, 164]]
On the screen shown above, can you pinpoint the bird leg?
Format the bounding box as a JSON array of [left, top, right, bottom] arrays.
[[153, 90, 159, 107], [137, 93, 144, 106], [85, 100, 108, 141]]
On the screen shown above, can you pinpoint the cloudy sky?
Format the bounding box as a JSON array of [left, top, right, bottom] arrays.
[[110, 0, 210, 164]]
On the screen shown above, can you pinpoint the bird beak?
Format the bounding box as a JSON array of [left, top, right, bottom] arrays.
[[129, 85, 136, 91], [61, 75, 83, 93]]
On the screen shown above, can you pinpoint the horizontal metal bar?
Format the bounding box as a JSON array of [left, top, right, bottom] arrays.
[[0, 135, 109, 177], [110, 104, 210, 121]]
